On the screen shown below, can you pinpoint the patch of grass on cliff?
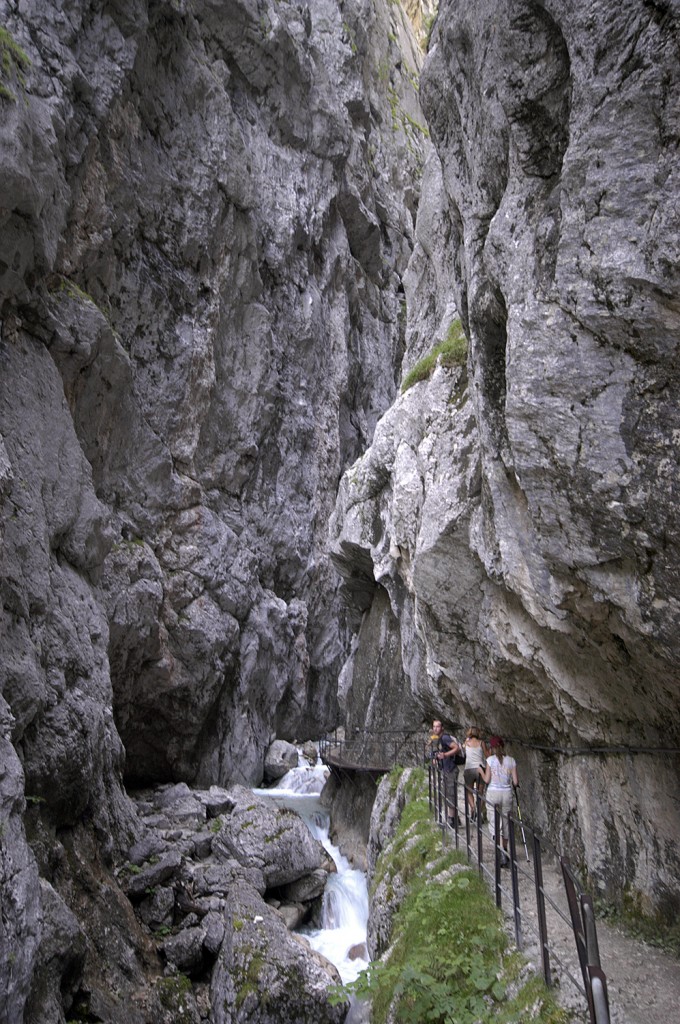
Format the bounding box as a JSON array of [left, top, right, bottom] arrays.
[[0, 26, 30, 102], [156, 973, 194, 1019], [401, 319, 468, 393], [334, 769, 570, 1024]]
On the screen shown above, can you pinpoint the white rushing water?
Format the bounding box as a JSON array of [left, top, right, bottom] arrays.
[[253, 760, 370, 985]]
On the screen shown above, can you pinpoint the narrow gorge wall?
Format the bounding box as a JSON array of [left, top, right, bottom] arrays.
[[0, 0, 427, 1019], [0, 0, 426, 794], [331, 0, 680, 919]]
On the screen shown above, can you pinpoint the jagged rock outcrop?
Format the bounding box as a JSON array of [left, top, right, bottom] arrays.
[[127, 782, 344, 1022], [0, 0, 428, 1019], [330, 0, 680, 919], [0, 0, 425, 791], [364, 768, 412, 958]]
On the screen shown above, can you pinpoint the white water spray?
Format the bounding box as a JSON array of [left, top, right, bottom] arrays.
[[254, 760, 369, 985]]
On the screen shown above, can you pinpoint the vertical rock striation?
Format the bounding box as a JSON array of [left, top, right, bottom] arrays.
[[0, 0, 427, 1018], [330, 0, 680, 917], [0, 0, 425, 782]]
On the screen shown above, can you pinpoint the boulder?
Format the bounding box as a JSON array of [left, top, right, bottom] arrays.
[[210, 882, 346, 1024], [162, 926, 207, 977], [121, 851, 183, 902], [279, 868, 329, 904], [275, 903, 307, 931], [212, 787, 328, 889], [263, 739, 299, 780]]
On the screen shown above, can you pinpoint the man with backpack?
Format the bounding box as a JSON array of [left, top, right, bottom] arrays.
[[431, 719, 464, 828]]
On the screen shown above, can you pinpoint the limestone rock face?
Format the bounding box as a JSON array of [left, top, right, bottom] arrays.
[[0, 0, 425, 791], [0, 0, 426, 1019], [330, 0, 680, 915]]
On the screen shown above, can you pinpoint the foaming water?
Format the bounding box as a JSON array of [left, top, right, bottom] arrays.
[[253, 760, 369, 985]]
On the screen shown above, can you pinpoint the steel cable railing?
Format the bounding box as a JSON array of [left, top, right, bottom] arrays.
[[427, 763, 611, 1024], [318, 733, 611, 1024], [319, 728, 424, 773]]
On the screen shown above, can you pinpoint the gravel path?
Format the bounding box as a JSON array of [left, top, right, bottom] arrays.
[[442, 804, 680, 1023]]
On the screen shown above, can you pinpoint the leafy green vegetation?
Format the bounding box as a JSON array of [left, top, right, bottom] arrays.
[[156, 973, 194, 1021], [0, 26, 30, 102], [333, 769, 571, 1024], [401, 319, 468, 393]]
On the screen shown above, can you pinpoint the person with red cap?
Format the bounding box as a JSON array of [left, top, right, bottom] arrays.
[[479, 736, 519, 867]]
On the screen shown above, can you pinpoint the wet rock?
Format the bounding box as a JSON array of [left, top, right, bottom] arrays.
[[276, 903, 307, 931], [145, 784, 208, 829], [190, 831, 215, 860], [162, 926, 207, 978], [189, 859, 267, 899], [264, 738, 299, 780], [122, 851, 183, 902], [210, 883, 346, 1024], [199, 786, 237, 819], [300, 741, 319, 764], [212, 787, 328, 888], [279, 868, 329, 903], [127, 835, 170, 867], [137, 886, 175, 931], [202, 911, 226, 958]]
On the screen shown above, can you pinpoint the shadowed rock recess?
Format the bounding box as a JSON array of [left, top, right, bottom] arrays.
[[1, 0, 679, 1019], [331, 0, 680, 926]]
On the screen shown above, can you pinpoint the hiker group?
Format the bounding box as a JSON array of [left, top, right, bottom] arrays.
[[429, 720, 520, 867]]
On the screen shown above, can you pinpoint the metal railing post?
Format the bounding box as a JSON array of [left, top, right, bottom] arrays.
[[589, 968, 610, 1024], [508, 816, 522, 950], [582, 895, 609, 1023], [464, 785, 471, 863], [438, 765, 444, 827], [494, 803, 502, 908], [476, 790, 483, 877], [507, 815, 522, 950], [581, 894, 601, 967], [562, 858, 595, 1023], [533, 833, 552, 987]]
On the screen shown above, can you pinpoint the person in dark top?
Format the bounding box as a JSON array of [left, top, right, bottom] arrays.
[[431, 719, 462, 828]]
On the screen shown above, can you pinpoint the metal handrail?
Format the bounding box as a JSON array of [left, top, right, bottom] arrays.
[[320, 736, 610, 1023], [426, 766, 610, 1024], [319, 729, 425, 773]]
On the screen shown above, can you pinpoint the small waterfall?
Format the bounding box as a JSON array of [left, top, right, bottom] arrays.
[[253, 760, 369, 985]]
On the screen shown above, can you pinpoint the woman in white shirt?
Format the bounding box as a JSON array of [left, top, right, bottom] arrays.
[[463, 726, 487, 821], [479, 735, 519, 867]]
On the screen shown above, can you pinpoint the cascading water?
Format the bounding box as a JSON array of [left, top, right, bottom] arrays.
[[253, 760, 369, 985]]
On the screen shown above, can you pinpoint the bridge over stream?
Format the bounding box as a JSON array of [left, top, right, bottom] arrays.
[[318, 728, 425, 778]]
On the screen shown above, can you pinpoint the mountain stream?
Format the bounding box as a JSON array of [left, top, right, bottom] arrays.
[[253, 760, 369, 985]]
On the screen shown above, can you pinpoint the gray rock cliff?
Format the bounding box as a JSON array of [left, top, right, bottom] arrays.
[[330, 0, 680, 921], [3, 0, 680, 1017], [0, 0, 427, 1018]]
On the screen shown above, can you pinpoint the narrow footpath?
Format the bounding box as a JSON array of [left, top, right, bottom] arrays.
[[444, 795, 680, 1024]]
